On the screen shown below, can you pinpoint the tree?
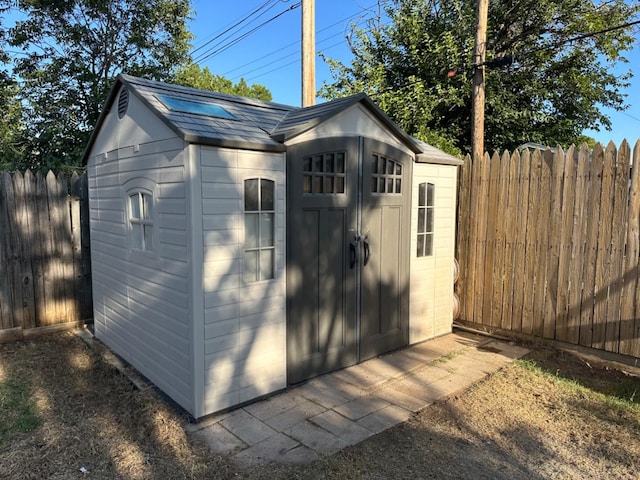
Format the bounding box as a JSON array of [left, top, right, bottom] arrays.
[[320, 0, 639, 155], [172, 62, 272, 101], [4, 0, 193, 172]]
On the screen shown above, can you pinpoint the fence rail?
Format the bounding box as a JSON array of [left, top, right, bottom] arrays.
[[0, 170, 92, 340], [456, 140, 640, 358]]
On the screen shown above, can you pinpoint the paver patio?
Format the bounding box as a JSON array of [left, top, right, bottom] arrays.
[[186, 330, 529, 467]]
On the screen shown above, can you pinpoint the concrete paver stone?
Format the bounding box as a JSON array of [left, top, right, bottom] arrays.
[[374, 385, 433, 411], [243, 392, 304, 421], [310, 409, 374, 444], [219, 409, 277, 446], [232, 432, 317, 467], [192, 423, 247, 456], [284, 420, 350, 455], [263, 396, 327, 432], [356, 404, 413, 434], [333, 394, 391, 420]]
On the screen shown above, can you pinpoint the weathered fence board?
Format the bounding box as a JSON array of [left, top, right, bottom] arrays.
[[621, 142, 640, 357], [511, 150, 529, 333], [0, 170, 92, 337], [457, 140, 640, 358], [455, 157, 471, 322]]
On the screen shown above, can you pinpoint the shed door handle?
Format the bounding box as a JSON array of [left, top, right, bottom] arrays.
[[363, 236, 371, 266], [349, 240, 358, 269]]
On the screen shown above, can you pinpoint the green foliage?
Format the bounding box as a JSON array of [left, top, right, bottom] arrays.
[[172, 63, 272, 101], [0, 377, 42, 446], [2, 0, 193, 172], [320, 0, 639, 155]]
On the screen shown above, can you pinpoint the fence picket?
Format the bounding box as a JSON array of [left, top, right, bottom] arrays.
[[592, 143, 617, 349], [543, 147, 565, 339], [500, 150, 520, 331], [511, 150, 530, 333], [624, 140, 640, 357], [606, 141, 630, 352], [556, 146, 577, 342], [580, 144, 604, 346], [472, 153, 491, 325], [455, 156, 472, 321], [567, 145, 591, 344], [490, 151, 510, 327]]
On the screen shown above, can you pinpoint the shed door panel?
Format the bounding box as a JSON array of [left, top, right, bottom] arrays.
[[360, 139, 411, 360], [287, 138, 358, 385]]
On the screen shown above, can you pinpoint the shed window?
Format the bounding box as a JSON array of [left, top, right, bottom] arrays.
[[128, 191, 154, 252], [371, 154, 402, 194], [417, 182, 434, 257], [303, 152, 346, 194], [244, 179, 275, 282]]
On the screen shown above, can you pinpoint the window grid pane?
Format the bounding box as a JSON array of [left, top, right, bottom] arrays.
[[371, 155, 402, 195], [303, 152, 347, 195], [416, 183, 435, 257], [131, 224, 143, 250], [260, 179, 275, 210], [142, 193, 153, 219], [245, 179, 259, 211], [245, 178, 276, 283], [259, 249, 275, 281], [130, 193, 141, 219], [244, 250, 259, 283], [129, 191, 154, 253], [259, 213, 274, 247]]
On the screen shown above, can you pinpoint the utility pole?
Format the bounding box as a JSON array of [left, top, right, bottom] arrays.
[[471, 0, 488, 163], [302, 0, 315, 107]]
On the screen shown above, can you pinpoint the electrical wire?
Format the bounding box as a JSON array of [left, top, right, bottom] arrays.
[[193, 2, 301, 64], [221, 7, 375, 78], [191, 0, 281, 55], [244, 39, 347, 82], [232, 24, 368, 82]]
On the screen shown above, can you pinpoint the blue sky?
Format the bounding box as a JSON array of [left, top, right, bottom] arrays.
[[189, 0, 640, 147]]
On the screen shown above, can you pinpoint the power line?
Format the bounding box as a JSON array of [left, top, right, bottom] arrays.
[[231, 26, 364, 82], [191, 0, 280, 55], [244, 39, 346, 83], [193, 2, 301, 64], [221, 7, 374, 78], [622, 111, 640, 123]]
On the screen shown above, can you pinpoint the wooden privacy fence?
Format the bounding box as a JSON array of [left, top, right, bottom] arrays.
[[0, 170, 92, 340], [456, 140, 640, 358]]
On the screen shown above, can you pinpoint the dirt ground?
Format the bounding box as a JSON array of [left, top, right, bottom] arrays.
[[1, 331, 639, 479]]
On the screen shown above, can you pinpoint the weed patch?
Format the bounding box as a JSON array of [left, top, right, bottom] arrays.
[[0, 377, 41, 447]]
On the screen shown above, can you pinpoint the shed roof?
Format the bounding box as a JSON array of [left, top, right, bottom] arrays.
[[83, 74, 462, 165]]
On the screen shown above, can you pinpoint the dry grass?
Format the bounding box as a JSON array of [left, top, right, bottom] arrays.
[[1, 331, 639, 479]]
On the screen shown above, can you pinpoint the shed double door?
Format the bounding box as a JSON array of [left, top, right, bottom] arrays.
[[287, 137, 411, 384]]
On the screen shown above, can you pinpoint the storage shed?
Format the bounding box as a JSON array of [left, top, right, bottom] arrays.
[[83, 74, 463, 419]]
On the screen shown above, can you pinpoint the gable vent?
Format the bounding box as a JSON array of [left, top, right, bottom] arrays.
[[117, 87, 129, 119]]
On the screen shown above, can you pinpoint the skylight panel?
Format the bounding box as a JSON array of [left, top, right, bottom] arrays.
[[156, 94, 237, 120]]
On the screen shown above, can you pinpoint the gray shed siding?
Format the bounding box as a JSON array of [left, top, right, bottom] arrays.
[[199, 146, 287, 414], [88, 90, 193, 411]]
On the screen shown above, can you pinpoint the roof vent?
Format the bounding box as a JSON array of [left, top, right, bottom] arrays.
[[117, 87, 129, 119]]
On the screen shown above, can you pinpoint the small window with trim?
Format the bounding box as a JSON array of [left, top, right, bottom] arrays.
[[417, 182, 434, 257], [128, 190, 155, 253], [244, 178, 275, 282]]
